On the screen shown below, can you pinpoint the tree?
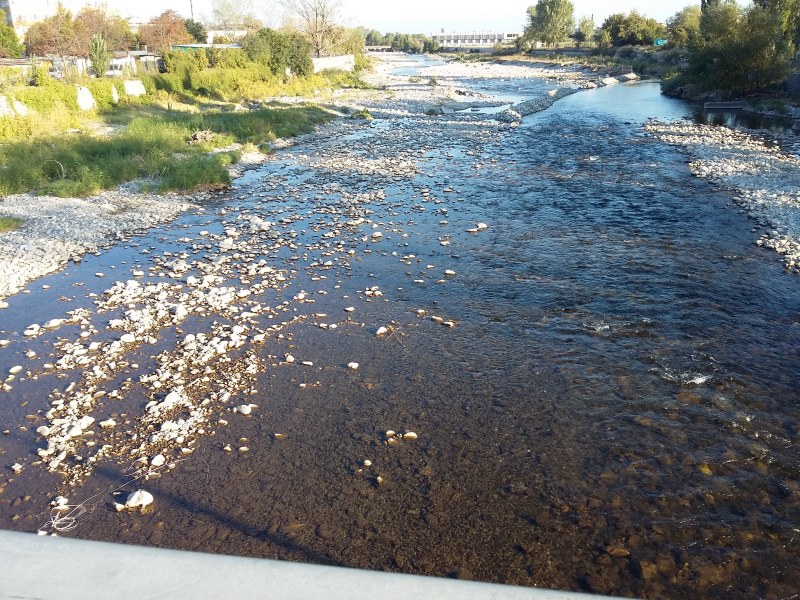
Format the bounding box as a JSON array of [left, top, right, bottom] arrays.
[[88, 34, 110, 77], [573, 15, 594, 45], [423, 37, 441, 53], [365, 29, 383, 46], [525, 0, 575, 47], [24, 5, 78, 62], [751, 0, 800, 58], [74, 7, 135, 55], [185, 19, 208, 43], [598, 10, 665, 46], [667, 5, 702, 47], [281, 0, 342, 57], [687, 1, 790, 95], [241, 28, 312, 76], [594, 28, 612, 50], [212, 0, 259, 41], [138, 10, 192, 53], [0, 9, 23, 58]]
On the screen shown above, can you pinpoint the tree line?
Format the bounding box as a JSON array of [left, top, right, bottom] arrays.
[[523, 0, 799, 95], [364, 30, 441, 54], [0, 0, 364, 71]]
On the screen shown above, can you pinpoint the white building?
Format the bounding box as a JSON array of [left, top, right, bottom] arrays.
[[430, 31, 522, 49], [1, 0, 61, 37]]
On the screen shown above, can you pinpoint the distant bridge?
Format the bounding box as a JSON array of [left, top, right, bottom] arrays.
[[430, 31, 521, 49], [366, 46, 393, 53]]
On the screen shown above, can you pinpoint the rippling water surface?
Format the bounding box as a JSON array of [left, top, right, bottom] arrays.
[[1, 67, 798, 599]]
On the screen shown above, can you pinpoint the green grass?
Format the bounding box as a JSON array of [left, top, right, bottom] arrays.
[[0, 105, 334, 197], [0, 217, 23, 232], [0, 60, 357, 197]]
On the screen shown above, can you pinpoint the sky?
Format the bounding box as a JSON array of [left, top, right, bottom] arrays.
[[94, 0, 752, 33]]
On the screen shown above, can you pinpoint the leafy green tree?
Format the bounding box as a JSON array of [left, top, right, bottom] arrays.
[[0, 9, 23, 57], [599, 10, 665, 46], [365, 29, 383, 46], [185, 19, 208, 43], [525, 0, 575, 47], [88, 34, 110, 77], [667, 5, 702, 47], [572, 15, 594, 45], [594, 28, 612, 50], [423, 37, 441, 53], [241, 28, 312, 76], [687, 1, 790, 95], [751, 0, 800, 58]]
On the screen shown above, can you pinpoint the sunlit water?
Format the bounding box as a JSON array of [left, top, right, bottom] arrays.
[[1, 65, 798, 599]]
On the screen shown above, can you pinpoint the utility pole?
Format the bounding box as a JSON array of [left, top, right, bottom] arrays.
[[190, 0, 194, 20]]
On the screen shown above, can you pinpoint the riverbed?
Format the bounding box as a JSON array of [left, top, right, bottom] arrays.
[[1, 57, 798, 599]]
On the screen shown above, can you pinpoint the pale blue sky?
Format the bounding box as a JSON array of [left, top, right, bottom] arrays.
[[97, 0, 753, 32]]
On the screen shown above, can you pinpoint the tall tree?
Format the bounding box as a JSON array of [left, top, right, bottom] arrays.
[[667, 5, 702, 47], [573, 15, 594, 45], [138, 10, 192, 53], [184, 19, 208, 43], [751, 0, 800, 57], [88, 34, 110, 77], [525, 0, 575, 47], [599, 10, 665, 46], [24, 5, 78, 60], [281, 0, 342, 57], [74, 7, 135, 55], [689, 1, 790, 94], [0, 9, 23, 58]]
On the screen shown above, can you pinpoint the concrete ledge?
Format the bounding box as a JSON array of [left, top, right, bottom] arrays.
[[0, 530, 618, 600]]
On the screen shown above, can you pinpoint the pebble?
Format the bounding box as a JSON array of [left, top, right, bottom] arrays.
[[347, 362, 360, 370]]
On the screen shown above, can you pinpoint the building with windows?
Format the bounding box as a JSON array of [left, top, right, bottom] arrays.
[[430, 31, 521, 49]]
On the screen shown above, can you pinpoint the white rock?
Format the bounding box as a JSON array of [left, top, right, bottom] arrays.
[[120, 333, 136, 344], [403, 431, 418, 441], [376, 327, 389, 336], [347, 362, 359, 370], [99, 419, 117, 429], [285, 354, 295, 363], [125, 490, 154, 509], [8, 366, 22, 375], [235, 404, 255, 415], [150, 454, 166, 467]]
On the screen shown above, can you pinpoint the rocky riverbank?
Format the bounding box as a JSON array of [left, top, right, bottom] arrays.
[[644, 120, 800, 274], [0, 189, 196, 302]]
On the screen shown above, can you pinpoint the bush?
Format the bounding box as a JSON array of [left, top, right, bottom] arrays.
[[13, 84, 79, 112]]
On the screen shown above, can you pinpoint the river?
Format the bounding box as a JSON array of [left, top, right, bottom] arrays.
[[1, 58, 798, 599]]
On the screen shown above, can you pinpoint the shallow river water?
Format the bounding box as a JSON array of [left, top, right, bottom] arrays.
[[1, 69, 799, 599]]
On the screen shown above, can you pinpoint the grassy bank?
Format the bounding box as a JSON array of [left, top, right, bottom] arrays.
[[0, 57, 370, 197], [0, 104, 334, 197], [0, 217, 22, 232]]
